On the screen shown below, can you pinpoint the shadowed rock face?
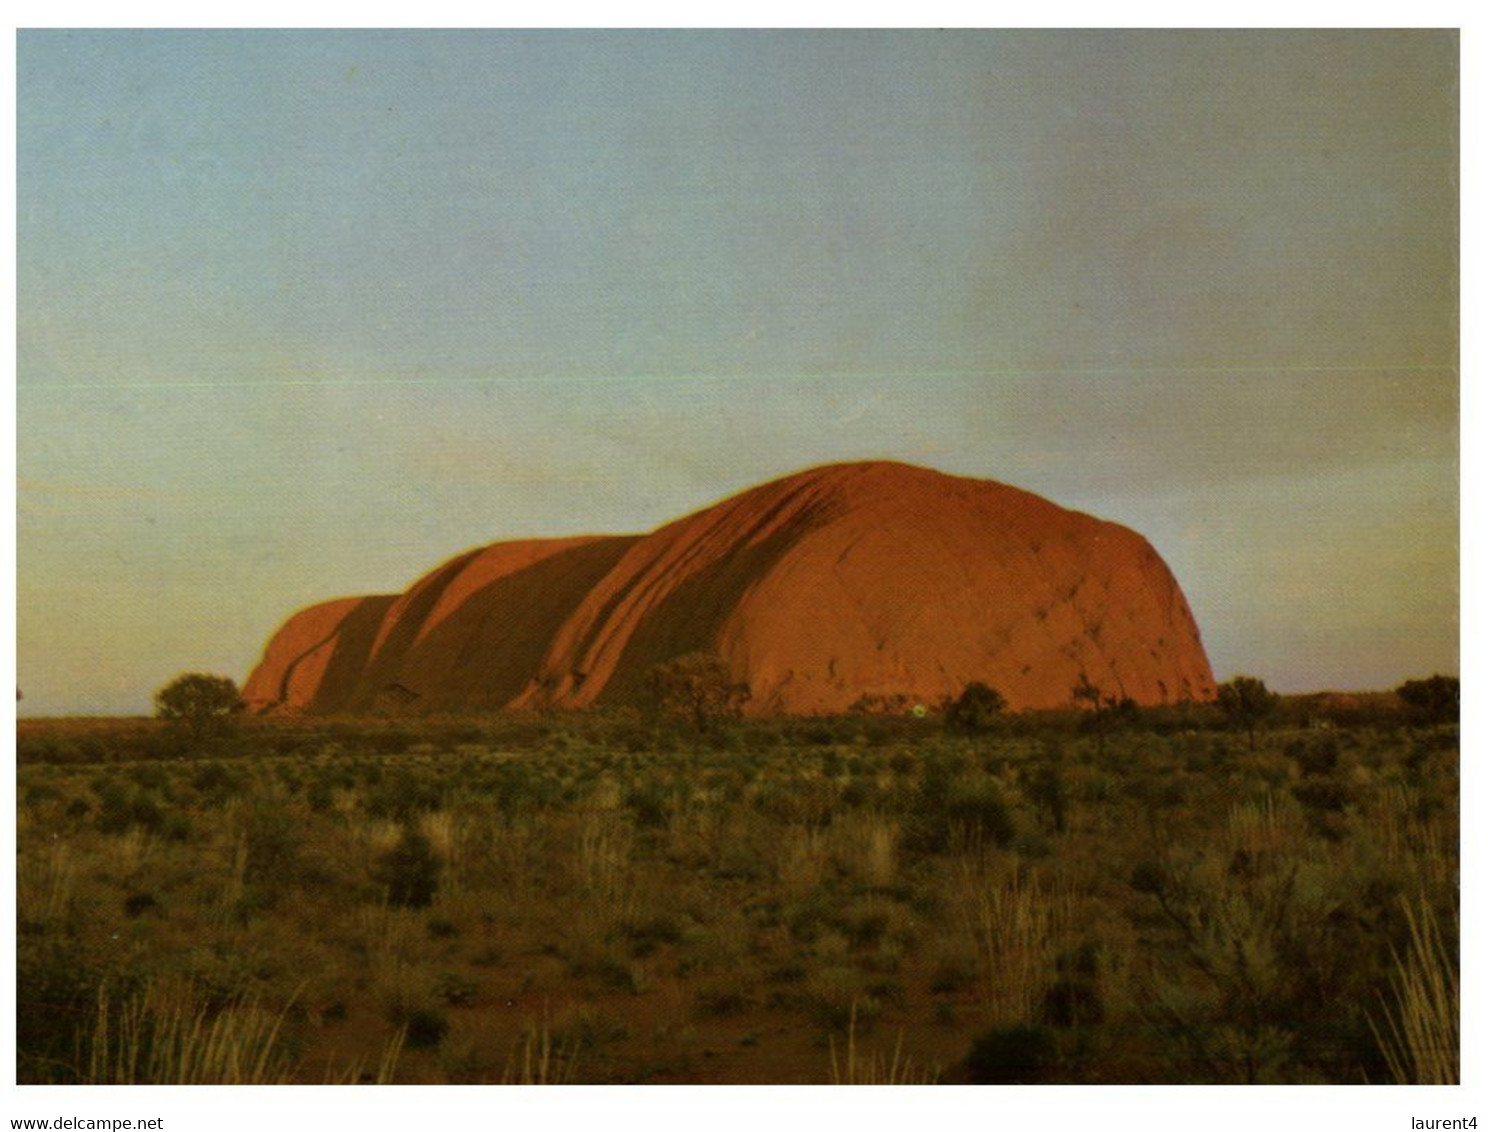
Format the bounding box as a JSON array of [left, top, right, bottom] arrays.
[[244, 462, 1215, 715], [242, 538, 637, 714]]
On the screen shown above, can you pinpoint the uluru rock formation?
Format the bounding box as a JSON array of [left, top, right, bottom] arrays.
[[244, 462, 1215, 715]]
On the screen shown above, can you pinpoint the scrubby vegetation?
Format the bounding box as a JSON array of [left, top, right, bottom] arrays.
[[154, 673, 244, 738], [16, 695, 1458, 1083]]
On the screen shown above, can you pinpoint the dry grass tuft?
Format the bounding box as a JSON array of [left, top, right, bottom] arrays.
[[957, 860, 1070, 1027], [829, 1002, 937, 1084], [324, 1027, 406, 1084], [419, 810, 463, 868], [18, 840, 76, 925], [575, 810, 634, 890], [502, 1018, 578, 1084], [1226, 792, 1301, 859], [84, 980, 295, 1084], [779, 825, 831, 893], [831, 813, 900, 887], [1371, 897, 1458, 1084]]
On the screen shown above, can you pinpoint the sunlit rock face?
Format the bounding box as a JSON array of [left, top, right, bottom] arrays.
[[245, 462, 1215, 715]]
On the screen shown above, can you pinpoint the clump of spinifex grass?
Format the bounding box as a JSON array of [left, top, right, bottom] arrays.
[[957, 861, 1071, 1027], [502, 1018, 578, 1084], [16, 840, 76, 927], [777, 825, 831, 894], [324, 1027, 406, 1084], [828, 811, 900, 888], [83, 980, 295, 1084], [1371, 897, 1458, 1084], [14, 714, 1461, 1084], [829, 1002, 937, 1084]]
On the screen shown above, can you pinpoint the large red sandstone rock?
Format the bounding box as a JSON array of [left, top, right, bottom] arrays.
[[244, 462, 1214, 715]]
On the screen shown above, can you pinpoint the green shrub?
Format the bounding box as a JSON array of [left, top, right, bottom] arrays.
[[372, 827, 441, 908], [1041, 944, 1104, 1028], [625, 781, 670, 829], [244, 807, 301, 887], [1129, 859, 1167, 896], [93, 785, 167, 836], [1395, 675, 1459, 724], [123, 892, 160, 918], [1292, 778, 1353, 813], [695, 986, 751, 1017], [965, 1024, 1059, 1084], [129, 764, 172, 793], [622, 913, 685, 957], [1041, 978, 1102, 1028], [394, 1006, 450, 1050], [306, 779, 336, 814], [191, 762, 245, 805], [1026, 762, 1069, 832], [366, 770, 443, 820], [16, 939, 103, 1083], [930, 953, 977, 995], [840, 778, 876, 808], [434, 973, 479, 1006], [933, 786, 1016, 852], [1289, 735, 1342, 777], [945, 682, 1007, 733]]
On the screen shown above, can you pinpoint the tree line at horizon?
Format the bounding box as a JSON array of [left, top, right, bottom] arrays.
[[142, 658, 1460, 745]]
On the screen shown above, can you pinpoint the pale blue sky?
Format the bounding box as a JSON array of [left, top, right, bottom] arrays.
[[17, 30, 1457, 714]]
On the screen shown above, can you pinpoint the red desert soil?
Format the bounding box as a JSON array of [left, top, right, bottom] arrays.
[[245, 461, 1215, 715]]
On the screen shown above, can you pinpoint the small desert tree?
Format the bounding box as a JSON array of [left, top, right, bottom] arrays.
[[1395, 674, 1459, 725], [946, 681, 1008, 733], [1071, 673, 1102, 714], [643, 652, 750, 733], [154, 673, 243, 738], [1070, 673, 1138, 756], [1216, 675, 1280, 751]]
